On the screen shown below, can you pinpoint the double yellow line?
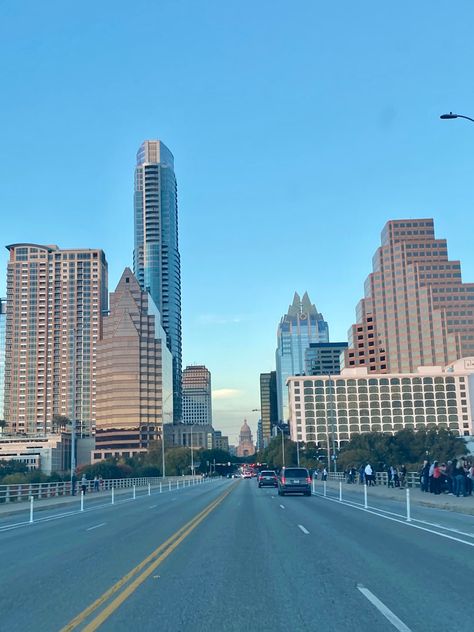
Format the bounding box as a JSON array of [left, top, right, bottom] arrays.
[[61, 484, 235, 631]]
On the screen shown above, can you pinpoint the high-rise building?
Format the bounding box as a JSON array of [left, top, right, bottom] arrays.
[[259, 371, 278, 446], [0, 298, 6, 421], [94, 269, 173, 460], [236, 419, 255, 457], [305, 342, 348, 376], [182, 365, 212, 425], [133, 140, 182, 420], [275, 292, 329, 422], [344, 219, 474, 373], [287, 357, 474, 447], [4, 244, 108, 435]]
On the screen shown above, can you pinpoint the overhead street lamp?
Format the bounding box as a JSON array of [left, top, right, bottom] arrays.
[[440, 112, 474, 123]]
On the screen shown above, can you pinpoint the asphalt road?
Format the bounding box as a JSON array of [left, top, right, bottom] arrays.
[[0, 478, 473, 632]]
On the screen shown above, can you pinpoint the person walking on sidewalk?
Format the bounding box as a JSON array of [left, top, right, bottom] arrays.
[[454, 460, 467, 497], [364, 463, 374, 486], [80, 475, 87, 495]]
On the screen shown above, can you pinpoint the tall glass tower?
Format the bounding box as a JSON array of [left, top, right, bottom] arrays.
[[133, 140, 182, 420], [275, 292, 329, 423]]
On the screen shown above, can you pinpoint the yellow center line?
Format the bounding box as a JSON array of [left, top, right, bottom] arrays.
[[60, 484, 235, 632]]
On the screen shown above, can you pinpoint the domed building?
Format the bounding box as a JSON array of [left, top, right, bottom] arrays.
[[236, 419, 255, 457]]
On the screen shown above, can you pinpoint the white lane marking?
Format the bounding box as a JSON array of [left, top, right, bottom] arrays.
[[279, 504, 285, 509], [316, 494, 474, 548], [357, 584, 412, 632], [149, 505, 157, 509], [298, 524, 310, 535], [86, 522, 106, 532]]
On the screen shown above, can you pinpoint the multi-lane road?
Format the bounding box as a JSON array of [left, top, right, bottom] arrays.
[[1, 478, 473, 631]]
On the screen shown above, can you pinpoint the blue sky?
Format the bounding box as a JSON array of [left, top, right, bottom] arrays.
[[1, 1, 474, 442]]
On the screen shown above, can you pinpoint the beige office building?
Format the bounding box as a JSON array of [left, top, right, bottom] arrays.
[[287, 357, 474, 448], [344, 219, 474, 373], [4, 243, 108, 435], [94, 269, 173, 460]]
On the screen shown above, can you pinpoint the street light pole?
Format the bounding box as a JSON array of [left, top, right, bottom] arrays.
[[276, 426, 285, 467], [327, 373, 337, 474], [440, 112, 474, 123], [70, 327, 76, 494]]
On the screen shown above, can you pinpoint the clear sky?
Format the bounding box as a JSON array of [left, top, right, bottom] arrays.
[[1, 1, 473, 443]]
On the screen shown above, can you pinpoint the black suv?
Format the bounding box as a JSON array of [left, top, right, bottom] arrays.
[[278, 467, 312, 496], [258, 470, 278, 488]]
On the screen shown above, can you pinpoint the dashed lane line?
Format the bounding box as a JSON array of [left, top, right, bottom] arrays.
[[357, 584, 412, 632], [86, 523, 106, 532], [298, 524, 310, 535]]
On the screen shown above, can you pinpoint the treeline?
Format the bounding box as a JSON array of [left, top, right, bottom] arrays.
[[255, 428, 469, 471]]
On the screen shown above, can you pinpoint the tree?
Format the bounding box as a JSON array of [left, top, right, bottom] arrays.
[[165, 447, 191, 476], [0, 419, 7, 435], [52, 415, 71, 433]]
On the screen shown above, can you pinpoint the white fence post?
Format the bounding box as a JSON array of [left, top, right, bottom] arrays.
[[323, 481, 327, 497], [133, 485, 136, 500], [176, 480, 179, 489], [160, 482, 162, 494], [80, 490, 84, 512], [339, 481, 342, 502], [111, 486, 115, 505], [29, 496, 34, 523], [169, 481, 171, 492], [406, 488, 411, 522], [148, 483, 151, 496], [364, 484, 368, 509], [312, 477, 316, 494]]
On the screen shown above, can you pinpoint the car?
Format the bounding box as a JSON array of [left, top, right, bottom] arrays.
[[278, 467, 312, 496], [242, 471, 252, 479], [257, 470, 278, 488]]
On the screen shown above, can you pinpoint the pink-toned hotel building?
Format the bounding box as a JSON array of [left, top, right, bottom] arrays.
[[344, 219, 474, 373]]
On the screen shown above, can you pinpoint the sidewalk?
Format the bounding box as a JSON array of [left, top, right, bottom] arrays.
[[0, 478, 197, 519], [317, 480, 474, 516]]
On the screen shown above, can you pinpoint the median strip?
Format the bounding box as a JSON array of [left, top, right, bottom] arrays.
[[60, 484, 235, 632]]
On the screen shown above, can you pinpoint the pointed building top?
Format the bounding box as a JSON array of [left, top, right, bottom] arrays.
[[286, 291, 319, 317]]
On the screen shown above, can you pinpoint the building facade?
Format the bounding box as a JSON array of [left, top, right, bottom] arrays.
[[182, 365, 212, 425], [94, 269, 173, 459], [236, 419, 255, 457], [165, 422, 214, 451], [287, 357, 474, 449], [0, 298, 6, 420], [276, 292, 329, 422], [259, 371, 278, 447], [305, 342, 348, 376], [214, 430, 229, 452], [4, 244, 108, 435], [133, 140, 182, 420], [344, 219, 474, 374]]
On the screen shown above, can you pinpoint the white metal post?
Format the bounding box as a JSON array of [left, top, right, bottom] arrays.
[[133, 485, 136, 500], [176, 480, 179, 489], [80, 490, 84, 512], [323, 481, 327, 497], [29, 496, 34, 523], [148, 483, 151, 496], [160, 482, 162, 493], [169, 481, 171, 491], [111, 486, 115, 505], [339, 481, 342, 502], [364, 483, 368, 509], [312, 477, 316, 494], [406, 487, 411, 522]]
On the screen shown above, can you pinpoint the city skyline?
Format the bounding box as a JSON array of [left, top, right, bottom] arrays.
[[1, 2, 474, 442]]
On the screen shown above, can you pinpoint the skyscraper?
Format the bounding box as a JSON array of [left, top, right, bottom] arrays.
[[4, 244, 108, 435], [182, 365, 212, 425], [275, 292, 329, 422], [0, 299, 6, 421], [259, 371, 278, 446], [305, 342, 348, 376], [344, 219, 474, 373], [94, 269, 173, 459], [133, 140, 182, 420]]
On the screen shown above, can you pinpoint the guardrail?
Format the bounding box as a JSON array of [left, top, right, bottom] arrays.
[[0, 476, 201, 503], [326, 471, 420, 487]]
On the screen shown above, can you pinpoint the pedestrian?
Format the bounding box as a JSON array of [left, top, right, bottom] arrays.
[[99, 475, 104, 491], [80, 474, 87, 495], [399, 464, 407, 489], [321, 467, 328, 482], [93, 476, 99, 492], [428, 461, 435, 493], [432, 461, 442, 495], [364, 463, 374, 486], [359, 464, 365, 485], [420, 460, 430, 492], [454, 459, 466, 497]]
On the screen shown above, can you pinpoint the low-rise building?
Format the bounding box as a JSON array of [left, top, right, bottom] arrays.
[[287, 357, 474, 448], [0, 434, 72, 474], [165, 423, 214, 450]]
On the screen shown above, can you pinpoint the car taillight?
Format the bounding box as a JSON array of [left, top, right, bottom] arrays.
[[281, 477, 286, 484], [306, 477, 311, 484]]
